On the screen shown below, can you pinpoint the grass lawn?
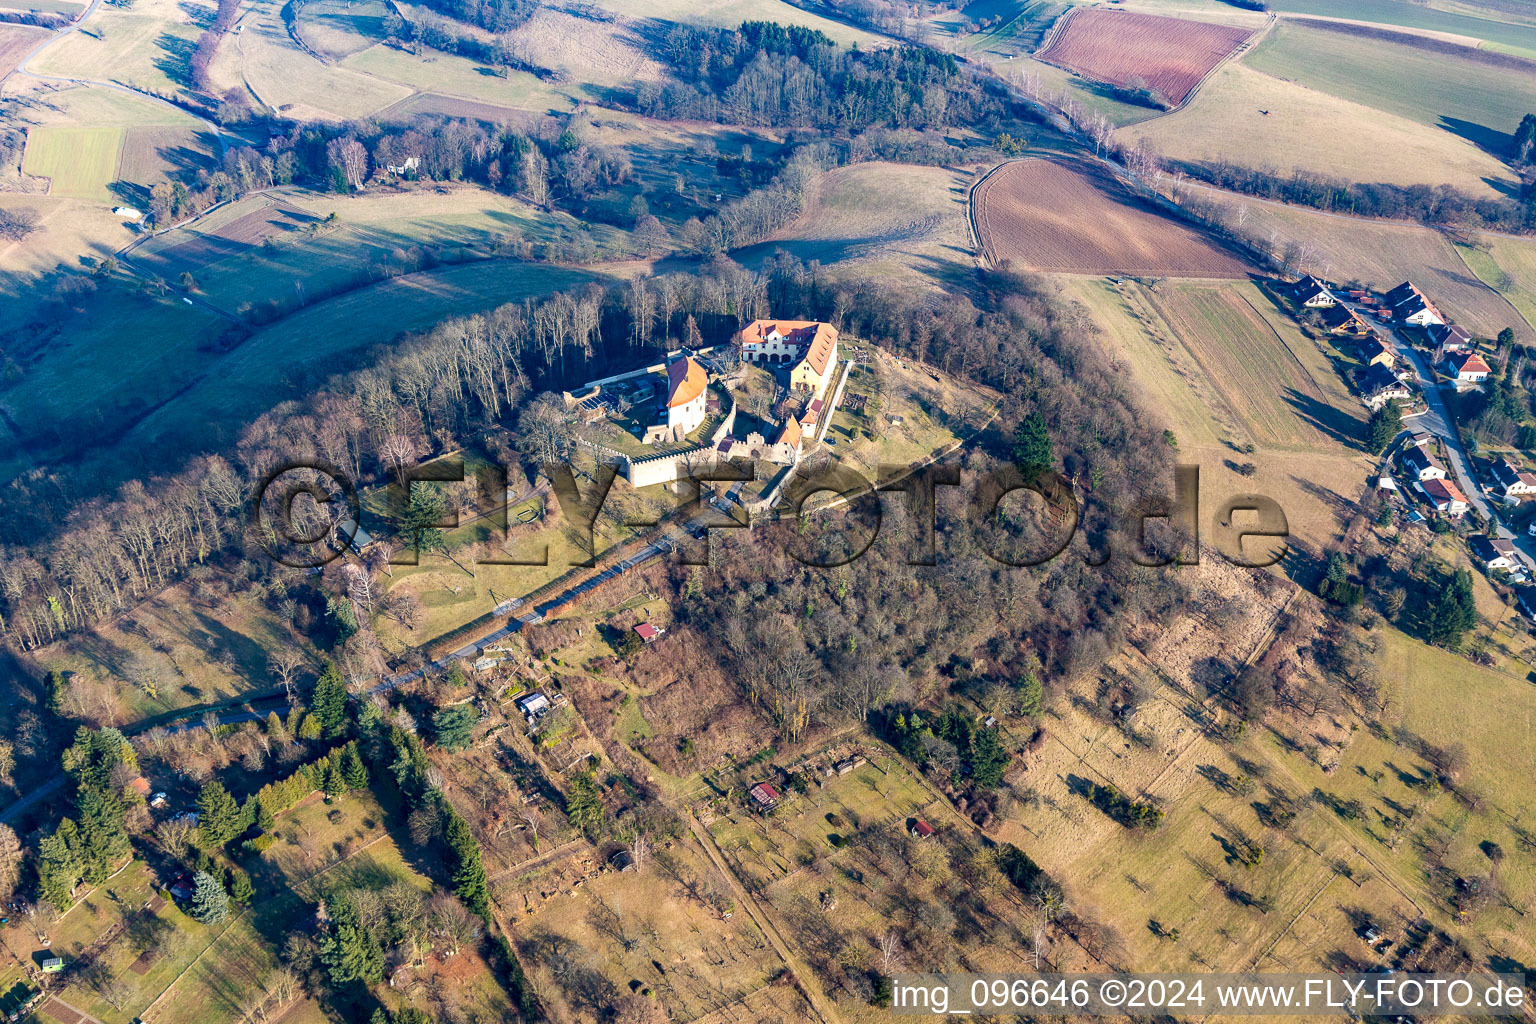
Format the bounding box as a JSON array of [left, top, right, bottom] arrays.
[[1067, 276, 1372, 562], [94, 260, 599, 489], [134, 186, 622, 318], [21, 126, 123, 199], [1190, 190, 1532, 342], [0, 281, 230, 481], [208, 0, 410, 121], [30, 584, 298, 727], [735, 160, 978, 292], [1140, 280, 1363, 450], [341, 43, 576, 114]]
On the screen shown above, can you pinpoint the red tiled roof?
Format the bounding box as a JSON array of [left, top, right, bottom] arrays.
[[739, 319, 839, 375], [911, 819, 935, 837], [1456, 353, 1491, 375], [634, 623, 660, 641], [1423, 478, 1467, 504]]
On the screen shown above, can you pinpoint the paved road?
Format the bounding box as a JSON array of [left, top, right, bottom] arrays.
[[1359, 305, 1508, 534]]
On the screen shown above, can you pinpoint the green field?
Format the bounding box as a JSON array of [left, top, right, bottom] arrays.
[[1267, 0, 1536, 53], [0, 285, 229, 481], [21, 126, 123, 198], [1245, 20, 1536, 142]]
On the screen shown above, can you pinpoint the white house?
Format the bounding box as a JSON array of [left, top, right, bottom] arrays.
[[1470, 535, 1519, 572], [1401, 446, 1446, 482], [1446, 351, 1491, 387], [1490, 459, 1536, 499], [1421, 477, 1469, 517], [1293, 276, 1337, 309], [1387, 281, 1445, 327]]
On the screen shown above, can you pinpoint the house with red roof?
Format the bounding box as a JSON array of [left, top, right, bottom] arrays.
[[1420, 477, 1469, 517], [1445, 351, 1491, 388]]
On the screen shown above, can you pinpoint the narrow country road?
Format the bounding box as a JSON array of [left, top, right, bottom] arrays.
[[1356, 303, 1509, 534]]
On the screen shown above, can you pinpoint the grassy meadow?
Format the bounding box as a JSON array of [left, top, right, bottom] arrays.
[[1266, 0, 1536, 55], [1244, 20, 1536, 144], [28, 0, 212, 102]]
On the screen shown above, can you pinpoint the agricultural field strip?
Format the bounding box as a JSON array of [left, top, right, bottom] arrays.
[[1035, 7, 1255, 104]]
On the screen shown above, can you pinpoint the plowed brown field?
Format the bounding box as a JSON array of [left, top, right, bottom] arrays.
[[972, 158, 1249, 277], [1037, 8, 1252, 105]]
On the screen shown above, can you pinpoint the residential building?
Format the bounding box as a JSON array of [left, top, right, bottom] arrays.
[[1421, 477, 1469, 517], [1445, 351, 1491, 388], [739, 320, 840, 399], [1401, 446, 1447, 482], [1517, 587, 1536, 623], [748, 782, 780, 810], [1321, 304, 1371, 336], [1470, 535, 1519, 571], [1292, 276, 1337, 308], [633, 622, 664, 643], [1490, 459, 1536, 499], [1359, 335, 1396, 369], [1409, 431, 1434, 448], [1431, 323, 1472, 363], [1354, 363, 1413, 410], [909, 819, 935, 839], [1387, 281, 1445, 327]]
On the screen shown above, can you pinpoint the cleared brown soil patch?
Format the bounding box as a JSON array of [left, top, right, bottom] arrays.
[[1037, 8, 1252, 105], [973, 158, 1249, 277], [129, 946, 160, 974], [38, 999, 82, 1024], [0, 23, 49, 79]]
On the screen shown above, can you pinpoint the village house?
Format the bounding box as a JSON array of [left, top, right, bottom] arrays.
[[1321, 305, 1372, 336], [1444, 351, 1491, 389], [644, 354, 708, 444], [1420, 477, 1469, 517], [1517, 587, 1536, 624], [738, 320, 840, 399], [1401, 446, 1447, 482], [633, 622, 664, 644], [1409, 431, 1434, 449], [1354, 363, 1413, 410], [1291, 276, 1337, 308], [1469, 535, 1520, 572], [1358, 335, 1397, 370], [1431, 323, 1473, 363], [1387, 281, 1445, 328], [1489, 458, 1536, 499]]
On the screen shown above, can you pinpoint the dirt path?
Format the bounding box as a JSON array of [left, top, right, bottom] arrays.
[[687, 813, 843, 1024]]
